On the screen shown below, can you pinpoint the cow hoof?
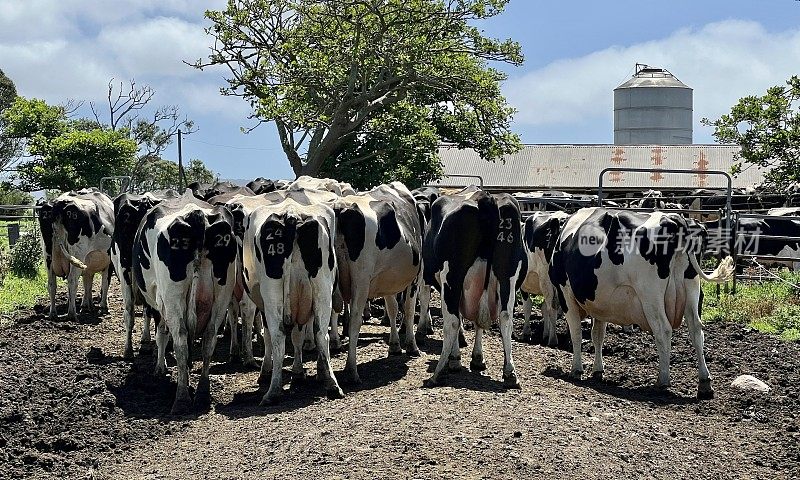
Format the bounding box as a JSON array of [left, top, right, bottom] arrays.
[[48, 312, 57, 320], [341, 370, 362, 386], [329, 339, 343, 352], [655, 382, 671, 391], [326, 386, 345, 400], [448, 364, 464, 374], [503, 372, 521, 389], [569, 369, 583, 380], [302, 342, 316, 353], [470, 359, 487, 372], [139, 342, 153, 353], [422, 376, 441, 388], [388, 343, 403, 356], [592, 370, 604, 380], [698, 380, 714, 400], [546, 338, 559, 348], [406, 347, 421, 358], [123, 347, 134, 361]]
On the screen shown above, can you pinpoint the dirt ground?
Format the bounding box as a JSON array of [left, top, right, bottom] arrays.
[[1, 283, 799, 480]]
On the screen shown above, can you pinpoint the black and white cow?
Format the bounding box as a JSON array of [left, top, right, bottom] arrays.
[[334, 182, 423, 383], [111, 192, 165, 359], [290, 175, 356, 196], [422, 187, 527, 388], [241, 197, 343, 404], [713, 212, 800, 270], [549, 207, 734, 398], [518, 210, 569, 346], [38, 190, 115, 320], [189, 181, 251, 202], [132, 194, 237, 414]]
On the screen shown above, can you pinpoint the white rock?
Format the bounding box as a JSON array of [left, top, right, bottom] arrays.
[[731, 374, 771, 393]]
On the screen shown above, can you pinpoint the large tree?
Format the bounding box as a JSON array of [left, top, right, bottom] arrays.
[[703, 75, 800, 190], [2, 97, 137, 191], [90, 79, 195, 182], [195, 0, 522, 179]]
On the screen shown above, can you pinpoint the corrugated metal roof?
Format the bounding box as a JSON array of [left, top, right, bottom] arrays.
[[435, 144, 764, 190]]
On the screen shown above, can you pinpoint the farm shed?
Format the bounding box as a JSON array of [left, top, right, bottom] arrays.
[[435, 144, 764, 194]]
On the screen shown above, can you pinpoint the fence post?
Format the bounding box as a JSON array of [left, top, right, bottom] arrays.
[[7, 222, 19, 246]]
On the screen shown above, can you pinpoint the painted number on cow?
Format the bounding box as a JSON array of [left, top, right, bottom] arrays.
[[170, 237, 191, 250], [265, 228, 285, 256], [497, 217, 514, 243], [67, 211, 78, 220], [215, 233, 232, 247]]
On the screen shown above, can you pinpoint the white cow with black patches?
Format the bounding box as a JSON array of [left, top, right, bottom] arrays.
[[132, 195, 237, 414], [549, 207, 734, 398], [333, 182, 424, 384], [39, 190, 115, 321], [422, 187, 527, 388], [241, 198, 343, 404], [518, 210, 569, 346]]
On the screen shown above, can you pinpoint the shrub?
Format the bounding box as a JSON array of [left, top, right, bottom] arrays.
[[0, 249, 9, 286], [9, 230, 41, 277]]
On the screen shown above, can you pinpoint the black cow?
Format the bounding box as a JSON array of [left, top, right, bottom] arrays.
[[188, 181, 249, 201], [132, 193, 237, 414], [39, 190, 115, 320], [422, 186, 527, 388]]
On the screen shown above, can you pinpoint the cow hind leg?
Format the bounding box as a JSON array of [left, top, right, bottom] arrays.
[[313, 294, 344, 400], [154, 318, 169, 376], [47, 269, 57, 319], [415, 285, 434, 341], [685, 284, 713, 399], [121, 281, 136, 360], [565, 308, 584, 378], [197, 301, 228, 403], [257, 323, 273, 387], [67, 267, 80, 320], [240, 298, 258, 368], [499, 309, 520, 389], [99, 267, 110, 313], [227, 303, 241, 364], [645, 305, 673, 388], [329, 310, 343, 352], [401, 287, 420, 356], [424, 308, 460, 387], [260, 316, 286, 406], [591, 319, 606, 379], [343, 294, 368, 384], [458, 321, 468, 348], [290, 324, 306, 384], [81, 272, 94, 312], [385, 294, 402, 355], [470, 327, 486, 372]]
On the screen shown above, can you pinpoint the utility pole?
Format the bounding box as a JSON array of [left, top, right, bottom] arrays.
[[177, 129, 185, 193]]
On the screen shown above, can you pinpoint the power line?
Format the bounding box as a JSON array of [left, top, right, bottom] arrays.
[[182, 137, 282, 152]]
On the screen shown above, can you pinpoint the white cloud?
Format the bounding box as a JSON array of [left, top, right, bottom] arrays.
[[97, 16, 211, 78], [504, 20, 800, 140]]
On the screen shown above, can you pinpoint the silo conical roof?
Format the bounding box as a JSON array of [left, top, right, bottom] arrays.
[[615, 66, 691, 89]]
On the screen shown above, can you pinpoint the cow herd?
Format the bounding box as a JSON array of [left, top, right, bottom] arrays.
[[37, 178, 739, 414]]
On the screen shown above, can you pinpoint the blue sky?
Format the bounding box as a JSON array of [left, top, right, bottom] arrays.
[[2, 0, 799, 181]]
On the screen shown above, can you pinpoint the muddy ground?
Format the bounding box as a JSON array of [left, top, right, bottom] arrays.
[[1, 284, 799, 479]]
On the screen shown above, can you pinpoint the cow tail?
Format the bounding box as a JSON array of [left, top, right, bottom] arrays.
[[185, 209, 206, 346], [476, 195, 498, 330], [59, 243, 88, 270], [689, 252, 735, 283]]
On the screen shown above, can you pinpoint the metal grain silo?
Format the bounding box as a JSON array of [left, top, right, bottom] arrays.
[[614, 64, 692, 145]]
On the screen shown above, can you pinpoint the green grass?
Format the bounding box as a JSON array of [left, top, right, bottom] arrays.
[[0, 265, 48, 327], [702, 271, 800, 342]]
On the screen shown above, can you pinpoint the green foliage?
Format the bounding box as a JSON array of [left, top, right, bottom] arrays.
[[0, 265, 48, 325], [0, 182, 33, 218], [702, 271, 800, 341], [9, 230, 41, 278], [3, 97, 137, 191], [197, 0, 522, 179], [132, 157, 217, 192], [320, 101, 442, 189], [702, 76, 800, 190], [0, 68, 20, 168]]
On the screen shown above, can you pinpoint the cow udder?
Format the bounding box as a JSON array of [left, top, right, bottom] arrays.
[[460, 261, 498, 329]]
